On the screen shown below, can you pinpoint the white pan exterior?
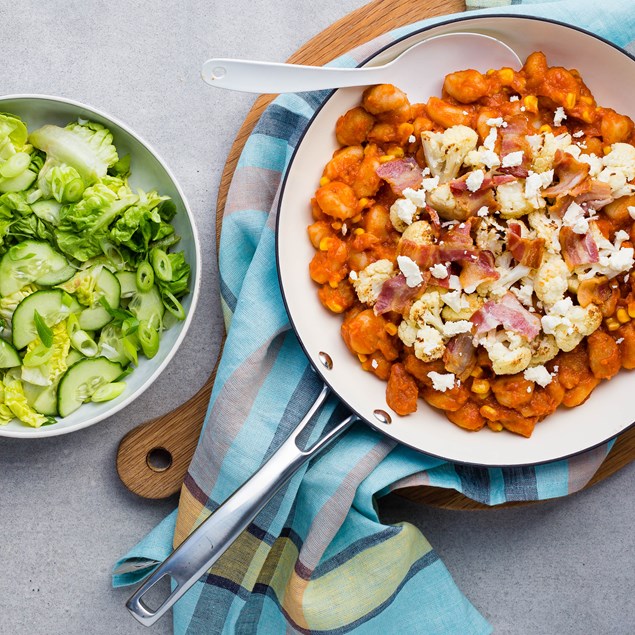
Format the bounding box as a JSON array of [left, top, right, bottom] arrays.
[[278, 16, 635, 466]]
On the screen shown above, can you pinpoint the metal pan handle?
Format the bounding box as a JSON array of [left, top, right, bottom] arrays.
[[126, 384, 357, 626]]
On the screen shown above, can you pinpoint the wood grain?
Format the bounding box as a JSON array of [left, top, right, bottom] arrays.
[[116, 0, 635, 506]]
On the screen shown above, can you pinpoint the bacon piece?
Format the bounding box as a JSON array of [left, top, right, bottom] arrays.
[[499, 165, 529, 178], [425, 205, 441, 228], [443, 333, 477, 381], [399, 240, 439, 269], [471, 292, 541, 338], [459, 250, 499, 290], [374, 273, 426, 316], [542, 150, 590, 198], [507, 222, 545, 268], [571, 179, 614, 211], [441, 218, 474, 247], [449, 174, 515, 193], [559, 226, 600, 269], [499, 117, 532, 171], [375, 157, 423, 195]]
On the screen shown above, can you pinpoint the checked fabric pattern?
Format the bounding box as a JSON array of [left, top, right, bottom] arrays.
[[114, 1, 635, 633]]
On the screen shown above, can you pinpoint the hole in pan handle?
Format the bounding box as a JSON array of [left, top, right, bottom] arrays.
[[125, 383, 358, 627]]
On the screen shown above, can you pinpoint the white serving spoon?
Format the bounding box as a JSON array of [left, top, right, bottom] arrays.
[[201, 32, 522, 94]]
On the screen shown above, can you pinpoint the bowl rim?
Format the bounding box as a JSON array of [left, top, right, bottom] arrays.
[[276, 13, 635, 467], [0, 93, 202, 438]]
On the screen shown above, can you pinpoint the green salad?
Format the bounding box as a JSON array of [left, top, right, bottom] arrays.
[[0, 112, 190, 427]]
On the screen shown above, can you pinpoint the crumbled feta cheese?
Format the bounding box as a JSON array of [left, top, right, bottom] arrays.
[[462, 110, 469, 115], [420, 175, 441, 192], [341, 223, 348, 236], [509, 95, 520, 102], [501, 151, 524, 168], [615, 230, 630, 247], [392, 198, 417, 226], [526, 134, 543, 153], [483, 127, 497, 151], [487, 117, 505, 127], [349, 270, 358, 281], [553, 107, 567, 127], [442, 320, 473, 337], [371, 359, 379, 369], [572, 130, 584, 138], [477, 206, 489, 217], [448, 275, 462, 290], [524, 365, 553, 387], [403, 187, 427, 208], [563, 201, 591, 235], [408, 134, 416, 143], [430, 263, 449, 279], [512, 279, 534, 307], [466, 169, 485, 192], [520, 106, 526, 112], [442, 289, 469, 313], [427, 371, 456, 392], [616, 338, 624, 345], [422, 167, 431, 177], [397, 255, 423, 287]]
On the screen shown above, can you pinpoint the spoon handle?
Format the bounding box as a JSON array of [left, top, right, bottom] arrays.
[[201, 58, 385, 93]]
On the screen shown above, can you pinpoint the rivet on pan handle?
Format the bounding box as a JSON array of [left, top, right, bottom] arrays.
[[126, 383, 357, 627]]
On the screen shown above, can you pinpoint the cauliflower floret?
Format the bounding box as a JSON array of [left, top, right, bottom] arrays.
[[389, 197, 417, 232], [479, 330, 532, 375], [527, 209, 562, 254], [463, 147, 501, 170], [511, 277, 535, 307], [413, 325, 445, 362], [441, 291, 483, 321], [598, 143, 635, 198], [398, 319, 419, 347], [478, 252, 531, 299], [541, 298, 602, 352], [421, 125, 479, 183], [529, 333, 559, 366], [496, 180, 534, 218], [425, 183, 458, 220], [475, 216, 506, 256], [531, 132, 572, 173], [524, 170, 553, 209], [534, 253, 569, 308], [400, 220, 435, 246], [577, 222, 635, 280], [352, 259, 394, 305], [410, 291, 443, 329]]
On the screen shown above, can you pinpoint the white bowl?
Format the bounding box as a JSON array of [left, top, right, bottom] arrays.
[[0, 95, 200, 438], [278, 16, 635, 466]]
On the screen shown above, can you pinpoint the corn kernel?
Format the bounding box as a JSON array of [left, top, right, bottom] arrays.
[[331, 221, 342, 231], [328, 302, 343, 313], [471, 379, 490, 395], [539, 124, 552, 134], [470, 366, 484, 378], [392, 147, 405, 158], [354, 227, 365, 235], [352, 214, 362, 223], [357, 354, 368, 363], [379, 155, 394, 163], [580, 95, 594, 105], [385, 323, 398, 336], [486, 69, 496, 76], [523, 95, 538, 112], [581, 109, 594, 124], [480, 405, 498, 419], [358, 198, 370, 210], [319, 237, 333, 251], [499, 68, 515, 83], [565, 93, 577, 109], [487, 421, 504, 432], [604, 145, 612, 155], [319, 176, 330, 186], [617, 308, 630, 323], [329, 280, 339, 289], [606, 318, 621, 331], [628, 302, 635, 319]]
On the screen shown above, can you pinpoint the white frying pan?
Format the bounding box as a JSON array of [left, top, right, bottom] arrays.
[[126, 16, 635, 625]]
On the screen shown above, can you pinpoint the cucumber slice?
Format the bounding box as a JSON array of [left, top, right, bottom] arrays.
[[0, 240, 74, 295], [77, 268, 121, 331], [57, 357, 123, 417], [23, 383, 58, 416], [116, 271, 137, 299], [129, 285, 164, 325], [0, 339, 20, 368], [12, 289, 81, 349]]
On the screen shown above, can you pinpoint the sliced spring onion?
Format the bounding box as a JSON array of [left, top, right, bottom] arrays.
[[137, 320, 159, 359], [161, 290, 185, 320], [0, 152, 31, 179], [67, 313, 80, 337], [151, 248, 172, 282], [70, 330, 98, 358], [136, 261, 154, 292], [122, 336, 138, 366], [33, 310, 54, 347], [23, 342, 54, 367], [91, 381, 127, 403]]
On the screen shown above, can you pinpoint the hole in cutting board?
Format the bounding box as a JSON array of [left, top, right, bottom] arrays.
[[146, 447, 173, 472]]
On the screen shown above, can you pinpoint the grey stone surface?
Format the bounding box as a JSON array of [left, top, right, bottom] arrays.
[[0, 1, 633, 634]]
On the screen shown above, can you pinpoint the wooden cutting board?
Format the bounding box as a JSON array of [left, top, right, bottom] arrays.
[[116, 0, 635, 508]]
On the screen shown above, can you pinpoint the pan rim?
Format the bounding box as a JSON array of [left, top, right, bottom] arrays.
[[275, 13, 635, 468]]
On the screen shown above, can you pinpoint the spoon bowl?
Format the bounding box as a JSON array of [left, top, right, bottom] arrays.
[[201, 32, 522, 96]]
